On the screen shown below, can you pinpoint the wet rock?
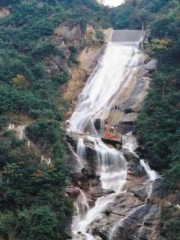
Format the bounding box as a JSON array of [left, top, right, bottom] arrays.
[[85, 147, 98, 169], [107, 192, 142, 207], [121, 148, 136, 161], [65, 141, 81, 172], [129, 183, 149, 199], [70, 172, 87, 182], [129, 204, 151, 221], [125, 175, 147, 193], [144, 59, 157, 71], [94, 235, 103, 240], [89, 178, 100, 187], [63, 225, 72, 239], [66, 134, 77, 148], [143, 205, 161, 225], [79, 46, 105, 75], [110, 205, 154, 240], [137, 54, 150, 66], [121, 78, 149, 113], [107, 196, 143, 216], [121, 113, 137, 123], [81, 167, 96, 178], [119, 122, 134, 135], [70, 172, 89, 190], [89, 187, 115, 198], [65, 186, 81, 198], [91, 214, 120, 240], [94, 119, 102, 130], [137, 66, 149, 78], [139, 227, 152, 240], [87, 197, 95, 207], [90, 192, 161, 240], [151, 179, 163, 198], [127, 159, 146, 177]]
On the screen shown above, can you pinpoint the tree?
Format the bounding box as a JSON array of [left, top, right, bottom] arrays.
[[16, 206, 60, 240]]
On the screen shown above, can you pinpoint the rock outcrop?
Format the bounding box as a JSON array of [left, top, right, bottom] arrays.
[[89, 178, 162, 240], [65, 30, 161, 240], [63, 28, 112, 104], [66, 133, 163, 240]]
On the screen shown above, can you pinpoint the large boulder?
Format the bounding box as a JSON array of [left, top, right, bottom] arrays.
[[94, 119, 102, 130], [150, 179, 163, 198], [144, 59, 157, 71], [89, 187, 115, 198], [130, 183, 149, 199], [106, 192, 143, 216], [137, 54, 150, 66], [127, 159, 146, 177], [91, 203, 160, 240], [65, 186, 81, 198]]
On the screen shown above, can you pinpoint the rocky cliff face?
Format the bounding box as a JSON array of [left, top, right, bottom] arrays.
[[65, 33, 163, 240], [107, 55, 157, 133], [61, 27, 113, 118], [66, 132, 163, 240]]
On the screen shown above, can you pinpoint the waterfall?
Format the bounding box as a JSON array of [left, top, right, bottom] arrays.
[[122, 133, 138, 152], [140, 159, 160, 181], [109, 134, 160, 240], [68, 42, 144, 134], [77, 138, 86, 169], [68, 39, 147, 240]]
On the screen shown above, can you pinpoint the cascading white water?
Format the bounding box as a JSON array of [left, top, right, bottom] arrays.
[[68, 42, 144, 134], [76, 138, 86, 169], [68, 41, 146, 240], [72, 137, 127, 240], [140, 159, 160, 181], [122, 133, 138, 153], [122, 133, 160, 182], [109, 134, 160, 240]]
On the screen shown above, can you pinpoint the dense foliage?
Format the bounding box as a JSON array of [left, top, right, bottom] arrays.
[[0, 128, 73, 240], [0, 0, 108, 239]]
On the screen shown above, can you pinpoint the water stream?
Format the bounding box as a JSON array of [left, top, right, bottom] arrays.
[[108, 135, 160, 240], [68, 38, 155, 240]]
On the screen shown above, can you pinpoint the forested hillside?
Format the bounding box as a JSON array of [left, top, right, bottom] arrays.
[[1, 0, 180, 239], [0, 0, 108, 239], [110, 1, 180, 239]]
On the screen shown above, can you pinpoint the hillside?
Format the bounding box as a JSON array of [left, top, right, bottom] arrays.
[[0, 0, 180, 240], [110, 0, 180, 239], [0, 0, 109, 239]]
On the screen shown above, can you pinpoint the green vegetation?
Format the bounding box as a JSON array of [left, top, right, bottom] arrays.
[[110, 0, 180, 189], [110, 1, 180, 239], [3, 0, 180, 238], [0, 0, 108, 239], [159, 206, 180, 240], [0, 129, 73, 240]]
